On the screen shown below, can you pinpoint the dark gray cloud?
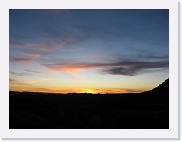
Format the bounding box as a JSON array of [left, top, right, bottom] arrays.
[[102, 67, 141, 76], [101, 60, 168, 76]]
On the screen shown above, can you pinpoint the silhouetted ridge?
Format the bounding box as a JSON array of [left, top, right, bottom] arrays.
[[143, 78, 169, 96]]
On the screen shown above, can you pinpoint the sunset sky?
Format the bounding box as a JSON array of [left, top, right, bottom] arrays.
[[9, 9, 169, 94]]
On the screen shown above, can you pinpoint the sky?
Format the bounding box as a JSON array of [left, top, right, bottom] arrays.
[[9, 9, 169, 94]]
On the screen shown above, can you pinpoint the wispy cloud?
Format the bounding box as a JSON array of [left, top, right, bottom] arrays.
[[26, 78, 53, 85], [43, 25, 122, 48], [10, 57, 33, 62], [9, 24, 125, 54], [10, 42, 56, 51], [95, 88, 144, 93], [9, 32, 29, 46], [10, 71, 34, 76], [25, 69, 57, 74], [43, 60, 168, 76], [9, 78, 27, 85], [30, 53, 43, 58]]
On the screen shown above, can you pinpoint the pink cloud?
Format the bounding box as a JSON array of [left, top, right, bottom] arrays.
[[10, 42, 65, 52], [11, 57, 33, 62], [31, 53, 43, 58]]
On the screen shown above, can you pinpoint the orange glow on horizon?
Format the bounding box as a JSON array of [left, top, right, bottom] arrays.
[[10, 87, 144, 94]]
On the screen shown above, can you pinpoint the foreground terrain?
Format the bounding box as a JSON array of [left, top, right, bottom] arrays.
[[9, 79, 169, 129]]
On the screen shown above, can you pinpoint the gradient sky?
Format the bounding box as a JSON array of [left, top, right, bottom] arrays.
[[9, 9, 169, 94]]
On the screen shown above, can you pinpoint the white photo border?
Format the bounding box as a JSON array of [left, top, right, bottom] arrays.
[[0, 0, 179, 139]]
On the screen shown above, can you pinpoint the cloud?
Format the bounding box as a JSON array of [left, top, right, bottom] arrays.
[[10, 42, 56, 51], [26, 78, 53, 85], [10, 57, 33, 62], [26, 65, 88, 78], [25, 69, 57, 74], [42, 25, 115, 50], [43, 64, 94, 73], [10, 71, 34, 76], [9, 78, 27, 85], [9, 32, 29, 46], [95, 88, 143, 93], [9, 79, 15, 82], [43, 28, 87, 48], [101, 61, 168, 76], [102, 67, 154, 76], [10, 24, 122, 54], [10, 76, 53, 86], [30, 53, 43, 58], [42, 60, 168, 76], [102, 67, 141, 76]]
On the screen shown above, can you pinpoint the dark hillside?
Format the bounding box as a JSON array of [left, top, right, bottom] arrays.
[[143, 79, 169, 96]]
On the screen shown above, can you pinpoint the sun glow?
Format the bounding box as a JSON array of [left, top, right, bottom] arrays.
[[80, 89, 97, 94]]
